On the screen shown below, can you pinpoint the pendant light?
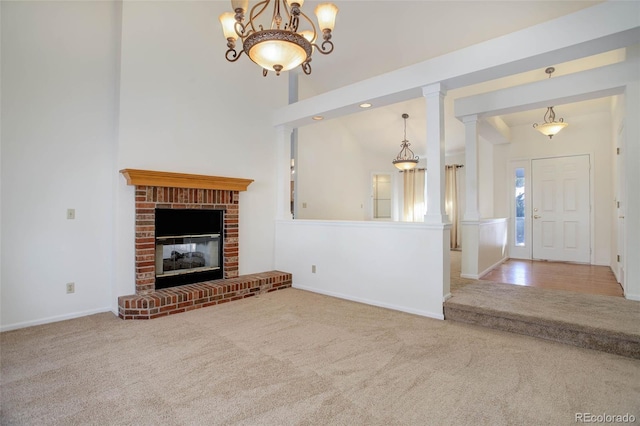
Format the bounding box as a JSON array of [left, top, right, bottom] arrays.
[[533, 67, 568, 139], [392, 113, 419, 171]]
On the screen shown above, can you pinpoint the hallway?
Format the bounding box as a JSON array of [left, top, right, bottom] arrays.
[[480, 258, 624, 297], [450, 251, 624, 297]]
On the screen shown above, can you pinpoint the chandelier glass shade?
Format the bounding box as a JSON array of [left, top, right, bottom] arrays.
[[392, 113, 419, 171], [219, 0, 338, 76], [533, 106, 568, 139]]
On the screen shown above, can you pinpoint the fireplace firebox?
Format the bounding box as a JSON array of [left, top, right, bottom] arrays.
[[155, 208, 223, 290]]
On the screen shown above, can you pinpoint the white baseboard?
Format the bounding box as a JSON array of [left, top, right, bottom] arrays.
[[460, 273, 480, 280], [624, 293, 640, 302], [293, 284, 444, 320], [478, 256, 509, 278], [460, 256, 508, 280], [0, 307, 114, 332]]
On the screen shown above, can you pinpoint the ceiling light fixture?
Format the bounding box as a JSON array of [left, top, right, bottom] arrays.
[[392, 113, 419, 171], [533, 67, 568, 139], [312, 115, 324, 121], [359, 103, 372, 108], [219, 0, 339, 77]]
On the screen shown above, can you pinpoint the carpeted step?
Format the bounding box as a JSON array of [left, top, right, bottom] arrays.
[[444, 282, 640, 359]]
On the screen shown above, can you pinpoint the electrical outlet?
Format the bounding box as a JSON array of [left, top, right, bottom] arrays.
[[302, 202, 307, 208], [66, 282, 75, 294], [67, 209, 75, 220], [311, 265, 316, 273]]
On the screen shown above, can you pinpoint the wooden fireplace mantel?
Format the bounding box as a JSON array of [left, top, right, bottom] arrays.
[[120, 169, 253, 191]]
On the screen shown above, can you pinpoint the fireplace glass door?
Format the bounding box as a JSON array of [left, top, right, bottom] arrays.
[[156, 234, 220, 277], [154, 208, 224, 289]]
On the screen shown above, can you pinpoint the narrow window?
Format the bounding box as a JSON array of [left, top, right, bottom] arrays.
[[515, 167, 525, 246], [373, 174, 392, 219]]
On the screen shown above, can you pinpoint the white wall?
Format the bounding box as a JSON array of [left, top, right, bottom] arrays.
[[478, 137, 495, 218], [113, 1, 287, 304], [1, 2, 121, 329], [493, 110, 613, 266], [461, 219, 508, 279], [296, 119, 369, 220], [1, 1, 289, 329], [275, 220, 449, 319]]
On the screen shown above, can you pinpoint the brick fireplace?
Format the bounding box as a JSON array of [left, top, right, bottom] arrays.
[[117, 169, 292, 319], [133, 185, 238, 294]]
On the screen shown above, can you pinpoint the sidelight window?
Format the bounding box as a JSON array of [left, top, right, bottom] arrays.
[[515, 167, 525, 246]]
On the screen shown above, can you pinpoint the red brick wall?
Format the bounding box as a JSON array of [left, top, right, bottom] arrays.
[[134, 186, 239, 295]]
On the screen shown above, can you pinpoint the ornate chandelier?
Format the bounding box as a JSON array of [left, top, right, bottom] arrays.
[[219, 0, 339, 77], [392, 114, 419, 171], [532, 67, 568, 139]]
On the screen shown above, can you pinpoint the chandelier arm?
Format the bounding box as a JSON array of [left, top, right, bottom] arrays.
[[296, 10, 317, 36], [543, 106, 555, 124], [396, 142, 418, 161], [225, 47, 245, 62], [234, 21, 250, 39], [248, 0, 271, 33], [301, 60, 312, 75], [314, 39, 334, 55]]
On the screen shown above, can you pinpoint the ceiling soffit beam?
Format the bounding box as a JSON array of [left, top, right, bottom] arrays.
[[273, 1, 640, 128], [454, 60, 637, 120], [478, 117, 511, 145]]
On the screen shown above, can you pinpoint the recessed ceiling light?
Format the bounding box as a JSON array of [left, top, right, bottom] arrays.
[[312, 116, 324, 121], [360, 103, 372, 108]]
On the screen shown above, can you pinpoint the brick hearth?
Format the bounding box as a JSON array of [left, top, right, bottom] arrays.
[[118, 271, 292, 319]]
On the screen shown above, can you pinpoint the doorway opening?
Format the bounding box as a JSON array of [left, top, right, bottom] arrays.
[[509, 154, 591, 264]]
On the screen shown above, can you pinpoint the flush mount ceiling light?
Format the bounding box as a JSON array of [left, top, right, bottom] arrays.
[[392, 113, 419, 171], [533, 67, 568, 139], [219, 0, 338, 77], [359, 103, 372, 108]]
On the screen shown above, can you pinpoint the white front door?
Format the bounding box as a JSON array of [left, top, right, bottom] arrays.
[[532, 155, 590, 263]]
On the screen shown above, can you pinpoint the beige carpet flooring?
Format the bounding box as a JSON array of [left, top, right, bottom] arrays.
[[449, 250, 476, 292], [2, 288, 639, 425]]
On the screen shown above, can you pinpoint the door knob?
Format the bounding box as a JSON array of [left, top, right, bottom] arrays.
[[533, 215, 541, 219]]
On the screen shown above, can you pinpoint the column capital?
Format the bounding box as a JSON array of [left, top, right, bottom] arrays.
[[461, 114, 479, 124], [275, 124, 294, 136], [422, 83, 447, 98]]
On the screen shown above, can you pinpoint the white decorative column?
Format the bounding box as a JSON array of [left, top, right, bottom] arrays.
[[462, 115, 480, 221], [461, 114, 481, 279], [275, 125, 293, 221], [422, 84, 451, 305], [422, 83, 448, 225]]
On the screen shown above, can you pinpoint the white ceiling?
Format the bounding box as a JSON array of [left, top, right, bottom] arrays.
[[290, 0, 624, 155], [300, 0, 602, 95]]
